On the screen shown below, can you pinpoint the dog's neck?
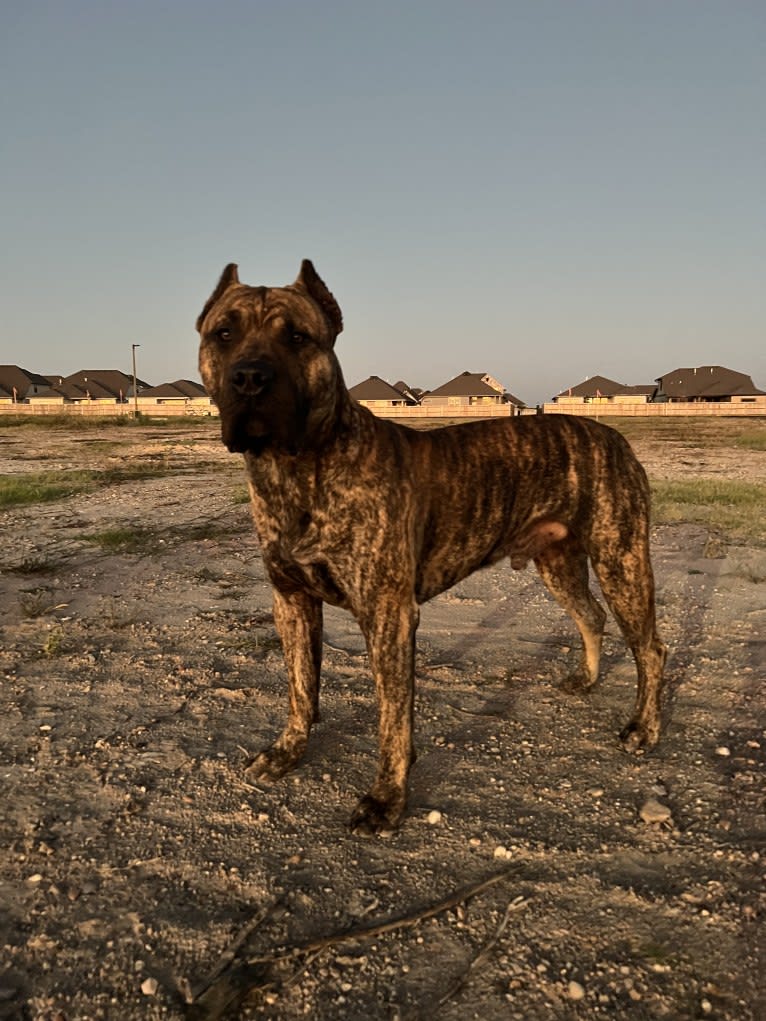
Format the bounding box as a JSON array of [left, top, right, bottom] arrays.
[[243, 377, 370, 503]]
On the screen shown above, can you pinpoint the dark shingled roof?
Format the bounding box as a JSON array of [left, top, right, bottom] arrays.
[[656, 365, 765, 398], [62, 369, 152, 396], [424, 372, 504, 398], [141, 379, 208, 399], [555, 375, 624, 399], [348, 376, 416, 402], [0, 365, 53, 399]]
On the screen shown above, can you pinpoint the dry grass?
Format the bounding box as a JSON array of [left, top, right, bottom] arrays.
[[651, 478, 766, 543], [604, 415, 766, 448]]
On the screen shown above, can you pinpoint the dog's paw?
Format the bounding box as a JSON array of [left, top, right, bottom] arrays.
[[619, 718, 660, 753], [244, 743, 302, 782], [349, 794, 404, 837], [560, 668, 596, 695]]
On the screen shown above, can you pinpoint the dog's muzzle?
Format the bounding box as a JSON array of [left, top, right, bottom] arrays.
[[228, 358, 276, 398]]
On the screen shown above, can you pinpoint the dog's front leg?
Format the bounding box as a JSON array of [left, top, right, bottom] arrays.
[[351, 597, 419, 835], [244, 587, 322, 782]]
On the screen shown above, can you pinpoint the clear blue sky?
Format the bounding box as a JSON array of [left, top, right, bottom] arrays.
[[2, 1, 764, 404]]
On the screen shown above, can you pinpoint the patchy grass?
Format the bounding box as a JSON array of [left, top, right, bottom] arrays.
[[0, 472, 95, 507], [651, 479, 766, 543], [0, 464, 180, 508], [605, 416, 766, 449], [5, 554, 67, 576], [82, 527, 155, 554], [0, 414, 219, 431], [734, 429, 766, 451], [18, 589, 55, 619], [0, 414, 142, 431]]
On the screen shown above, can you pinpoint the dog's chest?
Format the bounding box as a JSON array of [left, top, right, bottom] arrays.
[[258, 506, 350, 607]]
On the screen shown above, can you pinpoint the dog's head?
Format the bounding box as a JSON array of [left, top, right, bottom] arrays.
[[197, 261, 344, 455]]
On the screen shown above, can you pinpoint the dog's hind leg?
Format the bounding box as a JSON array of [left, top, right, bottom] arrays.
[[244, 587, 323, 782], [590, 537, 667, 752], [533, 538, 607, 693]]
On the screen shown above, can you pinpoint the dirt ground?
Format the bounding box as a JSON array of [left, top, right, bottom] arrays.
[[0, 419, 764, 1021]]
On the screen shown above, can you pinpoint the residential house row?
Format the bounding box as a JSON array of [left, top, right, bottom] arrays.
[[1, 363, 764, 419], [0, 367, 214, 415], [349, 365, 765, 418]]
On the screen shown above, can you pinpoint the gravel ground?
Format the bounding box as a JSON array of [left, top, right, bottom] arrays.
[[0, 421, 764, 1020]]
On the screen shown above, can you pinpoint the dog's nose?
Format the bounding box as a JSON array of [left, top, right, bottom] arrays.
[[229, 359, 275, 396]]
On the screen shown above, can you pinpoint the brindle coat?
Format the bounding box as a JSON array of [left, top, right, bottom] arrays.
[[197, 261, 667, 833]]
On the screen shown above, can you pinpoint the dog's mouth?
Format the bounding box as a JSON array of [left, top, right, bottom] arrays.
[[221, 408, 271, 454], [220, 396, 307, 456]]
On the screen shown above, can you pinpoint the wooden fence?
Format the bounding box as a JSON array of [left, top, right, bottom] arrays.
[[0, 404, 216, 418], [366, 403, 513, 420], [540, 401, 766, 418], [1, 400, 764, 422]]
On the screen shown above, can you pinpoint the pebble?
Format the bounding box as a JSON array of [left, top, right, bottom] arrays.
[[427, 810, 443, 825], [715, 746, 731, 757], [140, 977, 158, 996], [567, 980, 585, 1000], [493, 845, 513, 860], [639, 798, 672, 824]]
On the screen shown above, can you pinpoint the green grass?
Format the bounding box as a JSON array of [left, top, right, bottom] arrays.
[[0, 464, 177, 508], [651, 479, 766, 543], [0, 472, 96, 507], [0, 414, 142, 430], [82, 527, 154, 553]]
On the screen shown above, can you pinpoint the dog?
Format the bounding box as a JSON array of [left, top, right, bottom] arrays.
[[197, 261, 667, 834]]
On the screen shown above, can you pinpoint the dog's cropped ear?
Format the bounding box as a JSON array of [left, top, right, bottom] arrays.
[[195, 264, 240, 332], [294, 260, 343, 337]]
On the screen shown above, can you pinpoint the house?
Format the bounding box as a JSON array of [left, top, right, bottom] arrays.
[[29, 369, 153, 406], [391, 380, 422, 404], [420, 371, 510, 409], [553, 375, 655, 405], [505, 392, 528, 413], [654, 366, 766, 404], [348, 376, 419, 409], [0, 366, 54, 403], [615, 384, 656, 404], [136, 379, 215, 411], [555, 375, 657, 406]]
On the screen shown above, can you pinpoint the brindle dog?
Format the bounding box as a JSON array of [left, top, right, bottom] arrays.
[[197, 261, 667, 834]]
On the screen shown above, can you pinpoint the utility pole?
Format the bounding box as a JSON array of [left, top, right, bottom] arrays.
[[131, 344, 141, 419]]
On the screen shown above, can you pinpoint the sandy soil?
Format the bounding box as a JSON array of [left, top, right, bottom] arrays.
[[0, 421, 764, 1020]]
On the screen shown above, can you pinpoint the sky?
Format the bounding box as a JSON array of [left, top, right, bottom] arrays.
[[2, 1, 764, 405]]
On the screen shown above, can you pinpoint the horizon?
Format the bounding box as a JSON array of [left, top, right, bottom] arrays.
[[2, 3, 764, 406]]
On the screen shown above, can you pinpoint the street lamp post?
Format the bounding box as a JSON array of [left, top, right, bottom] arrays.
[[131, 344, 141, 419]]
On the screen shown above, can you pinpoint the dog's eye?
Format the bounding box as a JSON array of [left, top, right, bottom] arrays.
[[216, 327, 233, 342], [291, 332, 309, 346]]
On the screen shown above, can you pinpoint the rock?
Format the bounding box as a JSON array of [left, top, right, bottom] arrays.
[[639, 798, 672, 824], [715, 746, 731, 757], [141, 977, 158, 996], [427, 810, 442, 825], [567, 980, 585, 1000]]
